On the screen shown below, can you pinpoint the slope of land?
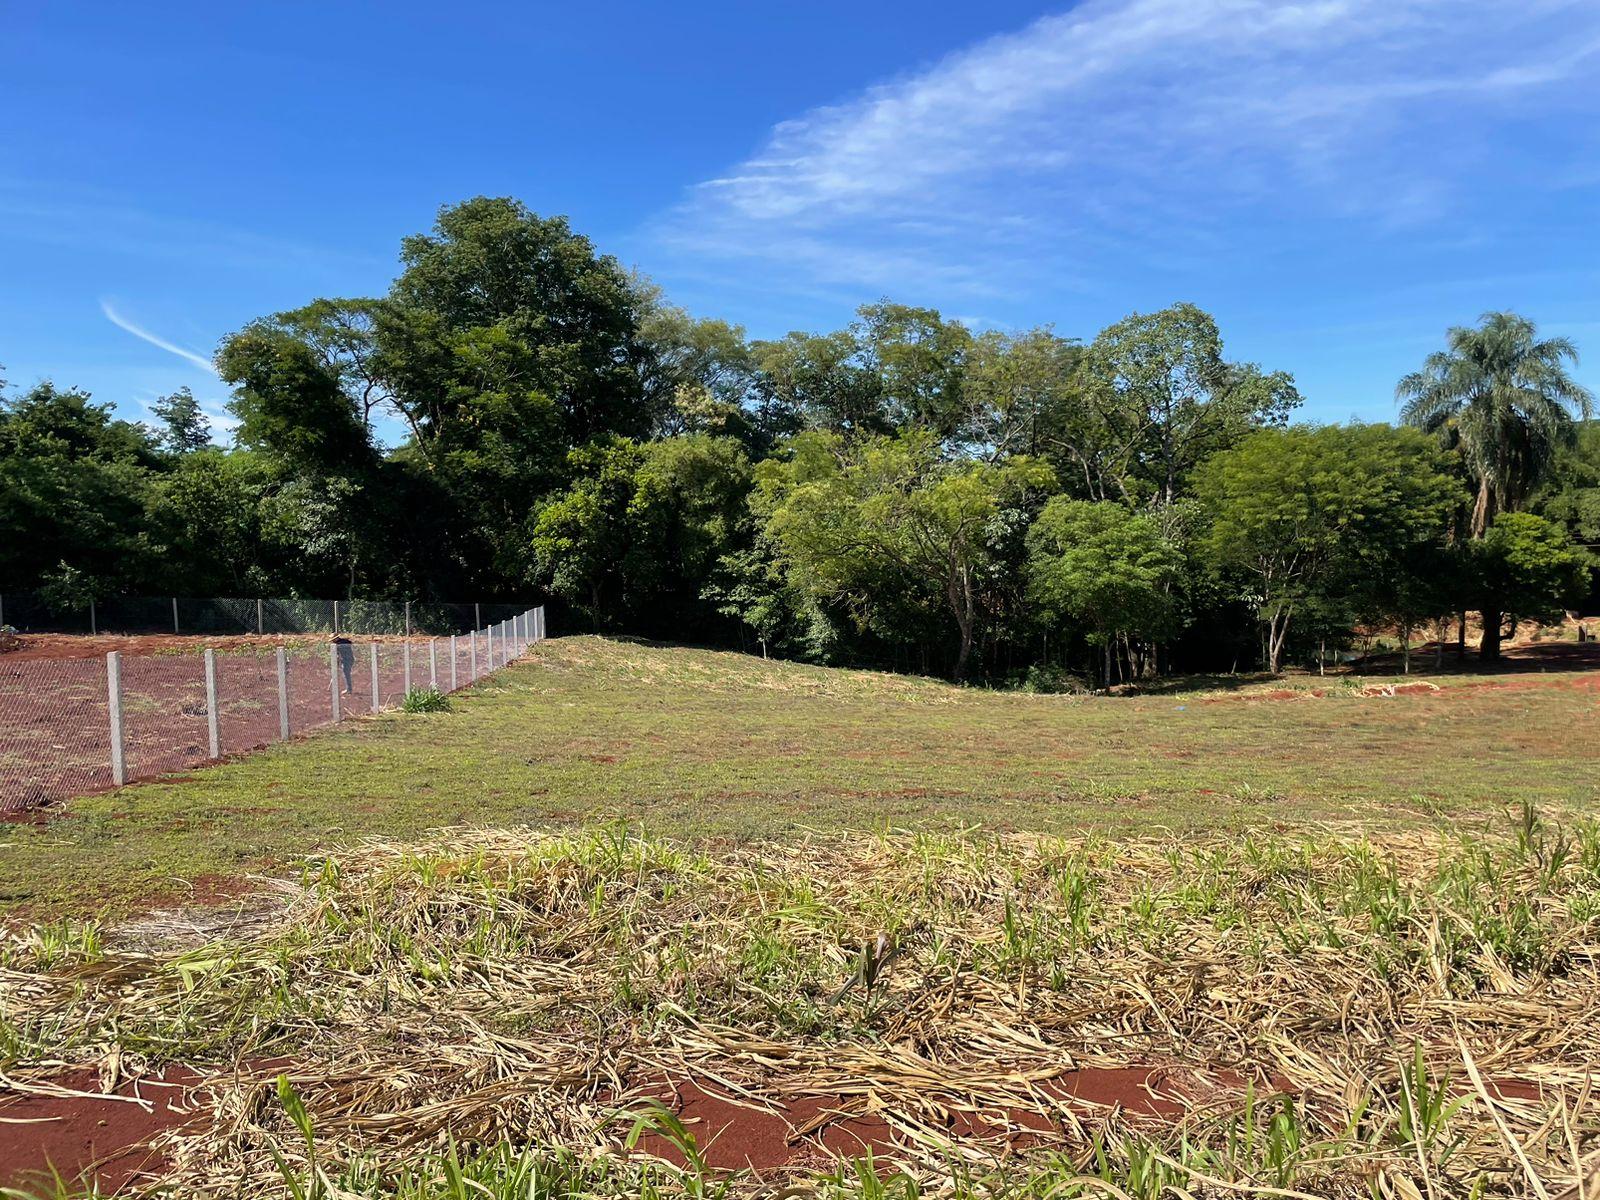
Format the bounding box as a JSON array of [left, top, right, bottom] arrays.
[[2, 635, 1597, 920]]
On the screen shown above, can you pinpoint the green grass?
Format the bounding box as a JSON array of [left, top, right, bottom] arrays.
[[2, 635, 1597, 919]]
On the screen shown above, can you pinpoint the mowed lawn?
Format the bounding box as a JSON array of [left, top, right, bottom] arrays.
[[3, 635, 1598, 918]]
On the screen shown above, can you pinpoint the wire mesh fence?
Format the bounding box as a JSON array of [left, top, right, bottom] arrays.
[[0, 606, 545, 814], [0, 591, 531, 638]]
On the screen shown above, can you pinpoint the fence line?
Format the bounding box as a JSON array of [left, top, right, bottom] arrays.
[[0, 592, 531, 638], [0, 606, 545, 814]]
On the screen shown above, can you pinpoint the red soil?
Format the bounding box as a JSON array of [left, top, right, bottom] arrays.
[[633, 1066, 1239, 1173], [0, 1063, 1552, 1188], [0, 1067, 203, 1193], [1, 635, 475, 813]]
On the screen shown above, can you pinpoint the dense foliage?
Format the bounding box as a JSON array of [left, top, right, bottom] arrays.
[[3, 197, 1595, 677]]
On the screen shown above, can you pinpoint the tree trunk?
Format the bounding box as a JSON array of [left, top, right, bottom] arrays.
[[1470, 475, 1495, 539], [1479, 610, 1503, 661], [949, 567, 975, 683], [1267, 609, 1292, 674], [1401, 618, 1412, 675]]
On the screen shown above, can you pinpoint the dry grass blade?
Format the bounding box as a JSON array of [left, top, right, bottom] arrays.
[[0, 812, 1597, 1196]]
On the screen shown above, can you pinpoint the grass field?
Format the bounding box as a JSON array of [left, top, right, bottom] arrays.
[[2, 635, 1598, 919], [2, 636, 1600, 1197]]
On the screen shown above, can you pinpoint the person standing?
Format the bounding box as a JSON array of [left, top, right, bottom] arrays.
[[332, 634, 356, 694]]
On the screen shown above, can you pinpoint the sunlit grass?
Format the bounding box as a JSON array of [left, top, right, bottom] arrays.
[[2, 636, 1598, 921]]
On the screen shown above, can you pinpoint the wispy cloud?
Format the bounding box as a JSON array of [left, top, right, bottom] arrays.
[[100, 299, 219, 375], [0, 181, 386, 277], [650, 0, 1600, 309]]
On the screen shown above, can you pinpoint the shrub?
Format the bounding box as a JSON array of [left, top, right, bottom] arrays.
[[1019, 663, 1090, 694], [401, 688, 452, 714]]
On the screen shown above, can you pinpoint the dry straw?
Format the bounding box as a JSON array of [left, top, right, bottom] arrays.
[[1, 807, 1597, 1197]]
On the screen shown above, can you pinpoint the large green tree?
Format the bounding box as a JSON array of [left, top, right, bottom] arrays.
[[148, 386, 211, 456], [1535, 421, 1600, 546], [1195, 424, 1462, 672], [752, 329, 887, 438], [1399, 311, 1593, 538], [0, 382, 162, 598], [759, 431, 1054, 680], [380, 197, 651, 449], [964, 327, 1086, 465], [1074, 303, 1301, 506], [1468, 513, 1591, 660], [530, 435, 751, 632], [1027, 499, 1185, 686]]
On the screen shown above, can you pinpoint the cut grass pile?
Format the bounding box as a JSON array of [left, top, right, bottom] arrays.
[[3, 805, 1598, 1196], [3, 636, 1599, 920]]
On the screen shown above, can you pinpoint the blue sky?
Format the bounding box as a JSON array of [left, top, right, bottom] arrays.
[[3, 0, 1598, 440]]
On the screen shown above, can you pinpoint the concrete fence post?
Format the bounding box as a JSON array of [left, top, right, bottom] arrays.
[[204, 648, 220, 759], [403, 639, 412, 695], [404, 600, 412, 638], [330, 643, 341, 722], [89, 598, 98, 637], [172, 597, 180, 634], [333, 599, 340, 634], [470, 630, 479, 680], [107, 651, 126, 786], [369, 643, 380, 712], [450, 634, 458, 690], [256, 598, 264, 635], [429, 639, 438, 689], [277, 647, 290, 740]]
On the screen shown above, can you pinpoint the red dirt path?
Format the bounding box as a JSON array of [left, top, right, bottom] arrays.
[[0, 1067, 204, 1193]]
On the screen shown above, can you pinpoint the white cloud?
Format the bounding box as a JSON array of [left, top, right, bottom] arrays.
[[650, 0, 1600, 307], [100, 299, 219, 375]]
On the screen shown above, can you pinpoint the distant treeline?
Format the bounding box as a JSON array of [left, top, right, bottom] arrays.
[[3, 197, 1597, 683]]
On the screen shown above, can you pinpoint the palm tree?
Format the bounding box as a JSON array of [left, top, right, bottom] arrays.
[[1398, 311, 1592, 538], [1398, 311, 1592, 660]]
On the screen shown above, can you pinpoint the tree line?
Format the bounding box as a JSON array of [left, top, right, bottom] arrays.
[[3, 197, 1596, 683]]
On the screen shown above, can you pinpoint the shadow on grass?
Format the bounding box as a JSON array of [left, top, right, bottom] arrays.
[[1350, 639, 1600, 677]]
